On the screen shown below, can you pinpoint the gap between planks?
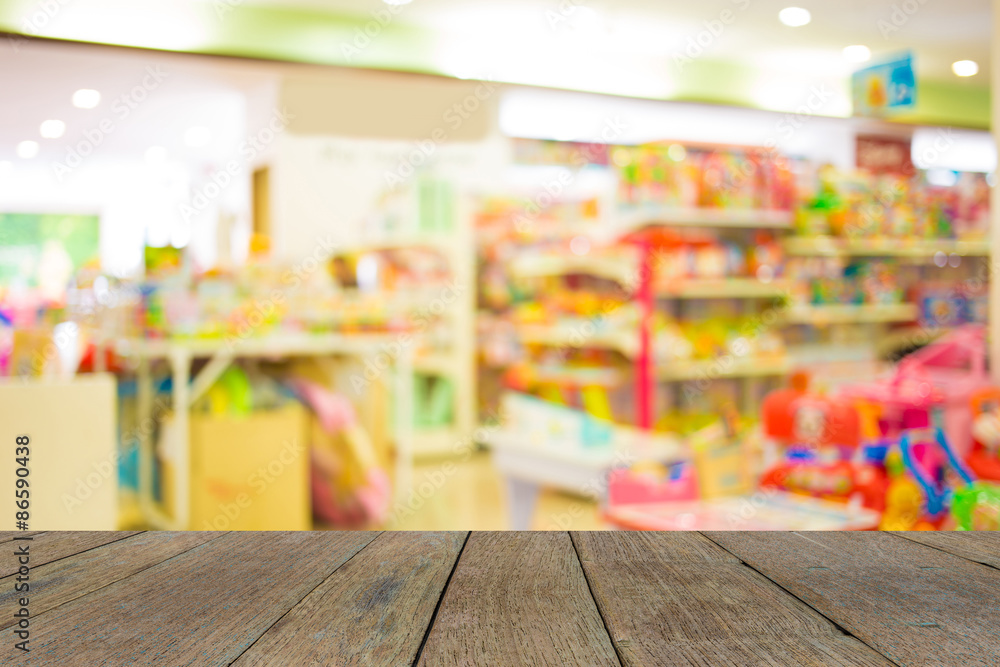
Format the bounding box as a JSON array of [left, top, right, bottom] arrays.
[[697, 531, 905, 667], [569, 532, 626, 667], [224, 532, 386, 667], [410, 532, 472, 667]]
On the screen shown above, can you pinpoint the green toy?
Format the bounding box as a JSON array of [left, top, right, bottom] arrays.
[[951, 482, 1000, 531]]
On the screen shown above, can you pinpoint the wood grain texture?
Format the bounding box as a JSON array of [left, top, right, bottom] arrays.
[[22, 531, 379, 666], [573, 533, 890, 666], [892, 531, 1000, 570], [0, 531, 139, 578], [231, 532, 466, 667], [572, 530, 738, 564], [706, 531, 1000, 667], [0, 531, 222, 629], [416, 531, 620, 666], [0, 531, 44, 545]]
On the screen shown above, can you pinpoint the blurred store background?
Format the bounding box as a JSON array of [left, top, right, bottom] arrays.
[[2, 0, 1000, 531]]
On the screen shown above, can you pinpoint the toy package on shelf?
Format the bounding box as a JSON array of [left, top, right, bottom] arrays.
[[614, 142, 795, 211], [785, 257, 906, 307], [603, 401, 881, 530], [794, 165, 989, 241], [756, 327, 1000, 531], [644, 229, 785, 286], [759, 372, 889, 510], [915, 280, 988, 329]]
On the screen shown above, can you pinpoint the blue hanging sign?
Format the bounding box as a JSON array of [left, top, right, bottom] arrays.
[[852, 52, 916, 117]]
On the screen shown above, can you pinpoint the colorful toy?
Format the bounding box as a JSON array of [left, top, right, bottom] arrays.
[[607, 461, 699, 505], [838, 325, 991, 458], [896, 426, 975, 527], [967, 388, 1000, 481], [951, 483, 1000, 531], [287, 378, 391, 528], [759, 373, 892, 510]]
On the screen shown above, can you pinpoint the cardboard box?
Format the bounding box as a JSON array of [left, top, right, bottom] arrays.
[[161, 404, 310, 530]]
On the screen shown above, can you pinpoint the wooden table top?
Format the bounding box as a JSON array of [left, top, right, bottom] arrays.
[[4, 531, 999, 666]]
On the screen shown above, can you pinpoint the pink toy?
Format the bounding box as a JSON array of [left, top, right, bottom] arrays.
[[838, 325, 991, 457], [287, 378, 391, 528], [607, 462, 699, 506]]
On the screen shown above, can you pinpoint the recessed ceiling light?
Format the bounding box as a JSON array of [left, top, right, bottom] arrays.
[[40, 120, 66, 139], [72, 89, 101, 109], [184, 126, 211, 148], [145, 146, 168, 165], [779, 7, 811, 27], [952, 60, 979, 77], [17, 141, 39, 159], [843, 45, 871, 63]]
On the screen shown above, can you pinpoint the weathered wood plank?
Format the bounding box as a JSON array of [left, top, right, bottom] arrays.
[[573, 530, 739, 564], [0, 531, 45, 546], [231, 532, 466, 666], [573, 532, 891, 666], [706, 531, 1000, 667], [893, 531, 1000, 570], [416, 531, 620, 666], [0, 531, 139, 578], [0, 531, 223, 630], [24, 531, 379, 666]]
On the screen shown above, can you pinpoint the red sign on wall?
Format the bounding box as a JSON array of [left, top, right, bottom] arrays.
[[856, 135, 914, 176]]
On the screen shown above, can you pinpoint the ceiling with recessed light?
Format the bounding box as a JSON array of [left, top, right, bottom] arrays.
[[0, 0, 991, 143]]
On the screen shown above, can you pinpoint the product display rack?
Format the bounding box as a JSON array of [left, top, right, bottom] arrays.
[[347, 197, 477, 460]]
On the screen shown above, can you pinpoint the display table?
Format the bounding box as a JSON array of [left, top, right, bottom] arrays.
[[8, 530, 998, 665], [602, 492, 882, 531], [104, 333, 414, 530], [486, 427, 684, 530]]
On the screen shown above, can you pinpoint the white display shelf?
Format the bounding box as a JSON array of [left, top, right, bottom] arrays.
[[657, 356, 791, 381], [618, 207, 794, 230], [508, 251, 639, 287], [657, 278, 793, 299], [784, 303, 918, 325], [514, 324, 639, 358], [783, 236, 990, 258]]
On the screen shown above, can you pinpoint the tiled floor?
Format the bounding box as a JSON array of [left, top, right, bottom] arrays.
[[386, 450, 605, 531]]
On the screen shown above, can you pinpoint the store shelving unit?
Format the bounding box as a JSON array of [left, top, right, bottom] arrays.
[[657, 278, 793, 299], [344, 198, 477, 460], [514, 323, 640, 358], [656, 355, 792, 381], [783, 236, 990, 258], [784, 303, 919, 325], [618, 207, 794, 231], [501, 210, 797, 430]]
